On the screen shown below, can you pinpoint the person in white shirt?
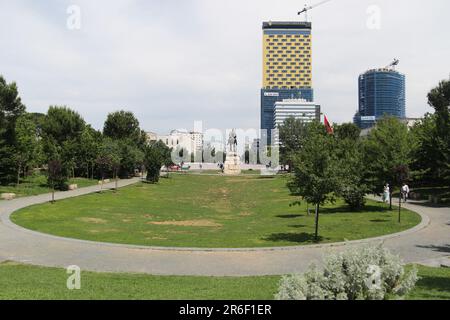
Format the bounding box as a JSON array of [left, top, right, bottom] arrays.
[[401, 184, 410, 203], [383, 184, 390, 203]]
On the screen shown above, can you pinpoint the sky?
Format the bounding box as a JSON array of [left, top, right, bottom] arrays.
[[1, 0, 449, 134]]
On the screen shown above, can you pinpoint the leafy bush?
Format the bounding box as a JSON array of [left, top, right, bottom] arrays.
[[339, 184, 368, 211], [276, 245, 418, 300]]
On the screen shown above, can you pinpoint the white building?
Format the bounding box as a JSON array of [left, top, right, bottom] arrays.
[[158, 130, 204, 155], [273, 99, 321, 145], [146, 132, 158, 143]]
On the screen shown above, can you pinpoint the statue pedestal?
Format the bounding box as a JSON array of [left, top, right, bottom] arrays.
[[224, 152, 241, 175]]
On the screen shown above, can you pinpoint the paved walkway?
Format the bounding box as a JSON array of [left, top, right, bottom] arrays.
[[0, 181, 449, 276]]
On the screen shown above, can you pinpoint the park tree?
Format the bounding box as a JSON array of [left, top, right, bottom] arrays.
[[14, 114, 42, 184], [288, 122, 340, 241], [144, 141, 171, 183], [118, 139, 144, 178], [0, 76, 26, 183], [103, 110, 142, 142], [96, 138, 121, 192], [77, 125, 102, 179], [421, 79, 450, 185], [363, 117, 413, 210], [41, 106, 85, 145], [278, 117, 308, 171], [47, 159, 69, 199], [41, 106, 86, 182], [334, 122, 361, 141], [410, 114, 440, 184], [333, 123, 369, 210]]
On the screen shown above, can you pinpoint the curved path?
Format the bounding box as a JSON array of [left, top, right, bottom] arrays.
[[0, 181, 449, 276]]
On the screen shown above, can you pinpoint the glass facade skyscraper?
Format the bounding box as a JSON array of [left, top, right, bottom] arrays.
[[354, 69, 406, 129], [261, 21, 314, 144]]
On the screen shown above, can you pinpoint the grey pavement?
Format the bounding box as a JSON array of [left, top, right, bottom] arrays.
[[0, 181, 449, 276]]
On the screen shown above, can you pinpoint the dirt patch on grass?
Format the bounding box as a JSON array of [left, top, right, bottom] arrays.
[[225, 178, 253, 183], [78, 217, 107, 224], [147, 219, 222, 228], [88, 229, 119, 234], [147, 237, 168, 241]]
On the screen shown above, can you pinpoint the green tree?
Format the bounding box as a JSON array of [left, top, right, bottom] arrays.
[[77, 125, 102, 179], [288, 122, 340, 240], [41, 106, 86, 181], [118, 139, 144, 178], [14, 114, 42, 185], [363, 117, 413, 210], [41, 106, 85, 145], [334, 123, 361, 141], [103, 111, 141, 142], [96, 138, 121, 192], [410, 114, 439, 183], [0, 76, 26, 183], [47, 158, 69, 197], [424, 79, 450, 185], [278, 117, 308, 171], [144, 141, 171, 183], [334, 123, 368, 210]]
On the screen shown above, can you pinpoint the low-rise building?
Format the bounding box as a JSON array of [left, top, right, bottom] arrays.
[[272, 98, 321, 145], [146, 132, 158, 143], [158, 130, 204, 155]]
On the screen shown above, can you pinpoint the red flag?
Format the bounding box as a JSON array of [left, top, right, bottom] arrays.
[[324, 115, 334, 134]]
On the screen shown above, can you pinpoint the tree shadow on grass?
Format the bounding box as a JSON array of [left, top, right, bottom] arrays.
[[415, 274, 450, 299], [288, 225, 307, 229], [370, 219, 390, 223], [320, 205, 392, 215], [263, 232, 326, 244], [276, 214, 304, 219]]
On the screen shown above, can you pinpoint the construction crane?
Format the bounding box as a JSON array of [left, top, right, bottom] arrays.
[[385, 58, 400, 70], [298, 0, 333, 22]]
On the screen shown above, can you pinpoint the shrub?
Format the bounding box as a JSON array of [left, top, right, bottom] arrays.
[[276, 245, 418, 300], [339, 185, 368, 211]]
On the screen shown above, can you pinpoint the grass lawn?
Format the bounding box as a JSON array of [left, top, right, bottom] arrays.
[[0, 174, 97, 199], [0, 262, 448, 300], [406, 265, 450, 300], [12, 175, 421, 248], [0, 262, 279, 300]]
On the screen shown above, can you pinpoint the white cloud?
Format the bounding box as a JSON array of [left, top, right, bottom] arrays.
[[0, 0, 449, 133]]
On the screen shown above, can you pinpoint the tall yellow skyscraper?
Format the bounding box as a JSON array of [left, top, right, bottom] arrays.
[[261, 21, 314, 144], [263, 21, 313, 89]]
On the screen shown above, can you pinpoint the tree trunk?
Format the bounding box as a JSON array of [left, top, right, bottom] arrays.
[[115, 169, 118, 192], [398, 193, 402, 223], [100, 172, 104, 193], [17, 165, 21, 186], [314, 203, 320, 241], [389, 192, 393, 210]]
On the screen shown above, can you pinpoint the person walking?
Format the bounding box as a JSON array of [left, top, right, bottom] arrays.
[[401, 183, 410, 203], [383, 184, 390, 204]]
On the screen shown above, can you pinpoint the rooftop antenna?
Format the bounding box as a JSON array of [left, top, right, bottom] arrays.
[[385, 58, 400, 70], [298, 0, 333, 22]]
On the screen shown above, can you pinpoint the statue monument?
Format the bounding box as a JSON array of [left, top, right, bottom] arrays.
[[224, 129, 241, 175]]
